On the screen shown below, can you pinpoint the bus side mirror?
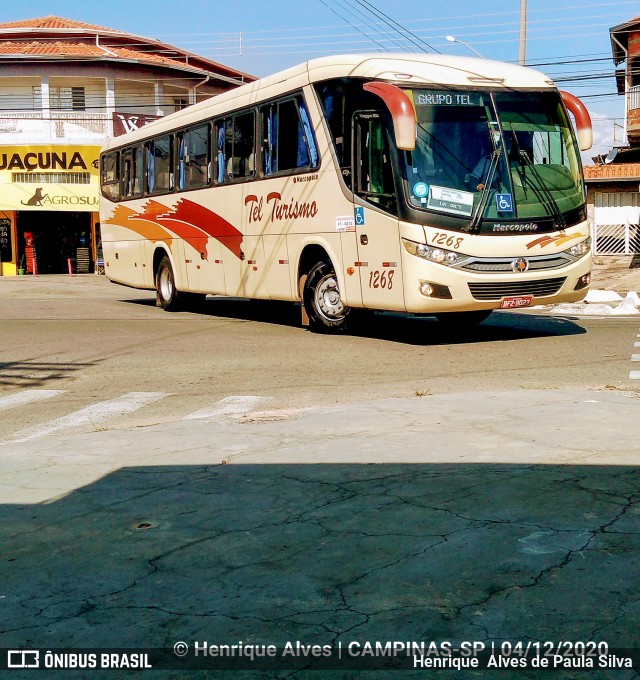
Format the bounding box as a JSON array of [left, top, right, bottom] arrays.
[[363, 82, 416, 151], [559, 90, 592, 151]]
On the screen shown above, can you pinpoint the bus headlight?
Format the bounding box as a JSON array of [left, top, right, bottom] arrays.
[[566, 236, 591, 258], [402, 238, 469, 267]]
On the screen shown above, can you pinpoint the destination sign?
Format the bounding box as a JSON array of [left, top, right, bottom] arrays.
[[415, 91, 482, 106]]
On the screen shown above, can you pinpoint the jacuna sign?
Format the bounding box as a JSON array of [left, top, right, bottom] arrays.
[[0, 145, 101, 212]]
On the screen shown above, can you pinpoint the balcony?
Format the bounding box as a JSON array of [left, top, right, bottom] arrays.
[[0, 111, 111, 145], [627, 85, 640, 146]]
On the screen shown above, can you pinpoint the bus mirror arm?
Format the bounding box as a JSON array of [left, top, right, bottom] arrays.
[[363, 82, 416, 151], [559, 90, 592, 151]]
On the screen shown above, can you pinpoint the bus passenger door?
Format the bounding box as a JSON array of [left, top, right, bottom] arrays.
[[353, 112, 405, 312]]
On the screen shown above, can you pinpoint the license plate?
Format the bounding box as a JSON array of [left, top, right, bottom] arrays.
[[500, 295, 533, 309]]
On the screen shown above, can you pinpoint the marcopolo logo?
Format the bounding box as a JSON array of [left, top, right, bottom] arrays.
[[20, 187, 98, 207]]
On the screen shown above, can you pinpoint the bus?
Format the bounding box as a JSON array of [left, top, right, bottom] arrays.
[[99, 53, 593, 332]]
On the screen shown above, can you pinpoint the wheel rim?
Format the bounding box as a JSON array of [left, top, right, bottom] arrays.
[[159, 267, 173, 301], [314, 273, 348, 321]]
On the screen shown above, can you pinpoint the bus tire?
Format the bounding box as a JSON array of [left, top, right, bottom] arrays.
[[435, 310, 493, 327], [156, 255, 181, 311], [303, 260, 351, 333]]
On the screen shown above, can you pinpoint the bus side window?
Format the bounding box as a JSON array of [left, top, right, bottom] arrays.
[[133, 146, 143, 195], [261, 104, 277, 176], [260, 96, 318, 176], [275, 100, 298, 171], [147, 134, 173, 194], [298, 99, 319, 169], [146, 141, 155, 193], [214, 121, 225, 184], [122, 147, 143, 199], [189, 124, 210, 188], [178, 124, 210, 191], [101, 151, 120, 201], [177, 132, 187, 191], [122, 150, 132, 197], [219, 112, 255, 182]]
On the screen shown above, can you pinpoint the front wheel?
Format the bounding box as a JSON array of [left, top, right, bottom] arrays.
[[435, 310, 493, 328], [303, 260, 352, 333]]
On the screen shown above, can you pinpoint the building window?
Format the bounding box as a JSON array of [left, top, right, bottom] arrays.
[[33, 86, 86, 111], [174, 98, 189, 112], [13, 172, 91, 184]]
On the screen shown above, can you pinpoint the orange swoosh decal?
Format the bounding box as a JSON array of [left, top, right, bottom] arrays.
[[104, 205, 173, 247], [136, 200, 208, 257], [554, 233, 585, 247], [170, 199, 243, 259], [526, 233, 587, 250], [526, 235, 556, 249], [106, 199, 245, 261]]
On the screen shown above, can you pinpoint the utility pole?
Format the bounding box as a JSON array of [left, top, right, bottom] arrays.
[[519, 0, 527, 66]]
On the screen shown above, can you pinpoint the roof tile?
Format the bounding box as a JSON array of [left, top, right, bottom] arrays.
[[0, 16, 117, 32], [0, 39, 197, 68]]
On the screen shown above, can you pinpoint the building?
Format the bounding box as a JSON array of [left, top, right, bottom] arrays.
[[583, 15, 640, 256], [0, 16, 254, 276]]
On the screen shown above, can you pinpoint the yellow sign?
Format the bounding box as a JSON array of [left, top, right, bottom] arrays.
[[0, 145, 101, 212]]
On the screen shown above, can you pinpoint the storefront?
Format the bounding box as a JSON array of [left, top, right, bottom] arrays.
[[0, 145, 101, 275]]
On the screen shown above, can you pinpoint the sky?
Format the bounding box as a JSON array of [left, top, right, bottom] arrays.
[[4, 0, 639, 161]]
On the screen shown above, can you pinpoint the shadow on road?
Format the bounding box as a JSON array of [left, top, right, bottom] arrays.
[[2, 462, 637, 677], [0, 359, 97, 389], [122, 296, 587, 346]]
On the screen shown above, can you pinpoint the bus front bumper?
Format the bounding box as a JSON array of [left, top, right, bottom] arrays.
[[402, 252, 593, 314]]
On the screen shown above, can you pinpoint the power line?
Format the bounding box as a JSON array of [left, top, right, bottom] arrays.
[[316, 0, 391, 52], [349, 0, 440, 53]]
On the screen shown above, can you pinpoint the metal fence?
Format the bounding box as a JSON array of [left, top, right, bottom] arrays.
[[594, 192, 640, 255], [0, 111, 110, 141]]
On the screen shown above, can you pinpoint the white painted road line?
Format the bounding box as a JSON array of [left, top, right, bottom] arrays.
[[182, 395, 267, 420], [0, 389, 65, 412], [630, 372, 640, 380], [5, 392, 169, 444], [632, 354, 640, 362]]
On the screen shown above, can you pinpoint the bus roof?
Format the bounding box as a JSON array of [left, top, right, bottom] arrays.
[[102, 53, 556, 150]]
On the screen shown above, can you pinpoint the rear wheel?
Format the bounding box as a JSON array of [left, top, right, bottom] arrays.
[[303, 260, 351, 333], [156, 256, 181, 311], [435, 310, 493, 327]]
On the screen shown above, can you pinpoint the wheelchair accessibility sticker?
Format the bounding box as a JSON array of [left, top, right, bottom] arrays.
[[496, 193, 514, 213], [355, 206, 365, 226], [413, 182, 429, 199]]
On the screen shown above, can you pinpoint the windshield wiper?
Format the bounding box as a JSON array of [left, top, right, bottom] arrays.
[[469, 148, 501, 232], [510, 128, 566, 229]]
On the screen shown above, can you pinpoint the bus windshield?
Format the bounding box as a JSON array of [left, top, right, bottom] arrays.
[[402, 89, 584, 228]]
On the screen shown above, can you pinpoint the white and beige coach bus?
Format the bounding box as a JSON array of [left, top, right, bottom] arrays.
[[99, 53, 593, 332]]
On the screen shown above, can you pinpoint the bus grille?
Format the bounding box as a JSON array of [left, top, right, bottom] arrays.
[[462, 256, 569, 272], [468, 277, 566, 300]]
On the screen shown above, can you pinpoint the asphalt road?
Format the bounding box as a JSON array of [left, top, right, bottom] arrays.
[[0, 275, 638, 441], [2, 276, 640, 678]]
